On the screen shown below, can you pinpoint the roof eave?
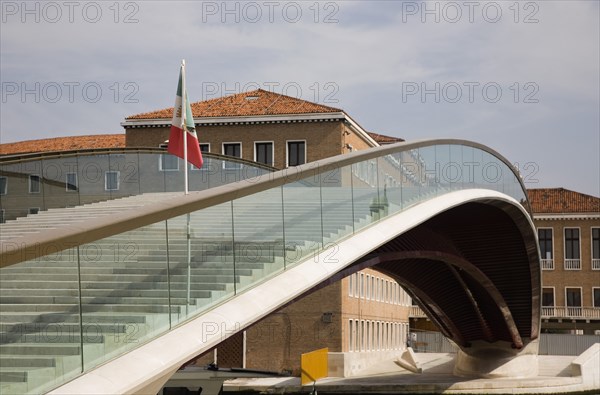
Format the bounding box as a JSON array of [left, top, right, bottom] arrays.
[[121, 112, 348, 128], [341, 114, 379, 147], [533, 212, 600, 220]]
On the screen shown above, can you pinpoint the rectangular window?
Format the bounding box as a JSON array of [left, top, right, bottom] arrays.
[[542, 288, 554, 306], [354, 320, 359, 352], [371, 276, 375, 300], [29, 175, 40, 194], [360, 273, 364, 298], [360, 320, 365, 351], [0, 176, 7, 195], [348, 274, 353, 297], [287, 141, 306, 167], [0, 209, 4, 224], [160, 154, 179, 171], [223, 143, 241, 158], [564, 228, 581, 269], [593, 288, 600, 308], [366, 275, 370, 300], [105, 171, 120, 191], [190, 144, 210, 170], [255, 142, 273, 166], [66, 172, 78, 191], [223, 143, 242, 170], [348, 320, 353, 352], [566, 287, 582, 317], [538, 228, 554, 269], [592, 228, 600, 270], [29, 207, 39, 215]]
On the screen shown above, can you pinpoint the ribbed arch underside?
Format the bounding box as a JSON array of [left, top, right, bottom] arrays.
[[352, 201, 540, 350]]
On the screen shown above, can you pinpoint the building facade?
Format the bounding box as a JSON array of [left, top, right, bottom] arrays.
[[528, 188, 600, 335], [121, 89, 403, 169]]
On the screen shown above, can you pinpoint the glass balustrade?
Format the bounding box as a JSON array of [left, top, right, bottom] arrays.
[[0, 141, 529, 394]]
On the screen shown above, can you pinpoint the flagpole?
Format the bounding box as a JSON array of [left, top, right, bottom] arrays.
[[181, 59, 192, 307], [181, 59, 189, 195]]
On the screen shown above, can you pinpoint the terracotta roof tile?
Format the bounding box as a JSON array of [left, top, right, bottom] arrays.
[[0, 134, 125, 156], [367, 132, 404, 144], [126, 89, 343, 120], [528, 188, 600, 214]]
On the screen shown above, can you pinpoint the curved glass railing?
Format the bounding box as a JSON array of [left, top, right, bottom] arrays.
[[0, 148, 274, 223], [0, 140, 530, 394]]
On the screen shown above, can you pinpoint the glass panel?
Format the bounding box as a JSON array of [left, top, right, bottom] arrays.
[[76, 154, 110, 204], [351, 158, 381, 231], [400, 149, 420, 208], [419, 146, 438, 198], [233, 187, 285, 281], [320, 165, 354, 244], [168, 203, 236, 324], [448, 144, 463, 191], [435, 145, 451, 192], [138, 152, 167, 193], [283, 172, 321, 266], [0, 247, 82, 394], [80, 222, 170, 371], [461, 145, 475, 189]]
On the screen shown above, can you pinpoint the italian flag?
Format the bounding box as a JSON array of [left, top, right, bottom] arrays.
[[168, 65, 203, 169]]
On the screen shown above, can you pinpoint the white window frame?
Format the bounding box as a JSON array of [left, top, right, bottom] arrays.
[[105, 171, 120, 191], [254, 141, 274, 167], [592, 287, 600, 308], [591, 227, 600, 270], [365, 274, 370, 300], [565, 286, 583, 317], [564, 227, 581, 270], [29, 174, 41, 194], [540, 286, 556, 317], [348, 319, 354, 352], [190, 143, 211, 171], [348, 274, 353, 297], [65, 172, 78, 192], [286, 139, 307, 168], [222, 142, 242, 170], [538, 227, 554, 270], [159, 154, 180, 172], [0, 176, 7, 195]]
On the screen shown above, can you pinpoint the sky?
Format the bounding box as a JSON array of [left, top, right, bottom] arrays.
[[1, 0, 599, 197]]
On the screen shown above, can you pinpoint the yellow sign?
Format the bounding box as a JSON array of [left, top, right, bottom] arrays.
[[300, 347, 329, 385]]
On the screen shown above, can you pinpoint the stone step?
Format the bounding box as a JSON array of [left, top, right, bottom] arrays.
[[1, 289, 212, 299], [0, 303, 180, 314], [3, 273, 242, 283], [0, 322, 129, 335], [0, 357, 56, 368], [0, 313, 147, 324], [0, 332, 105, 345], [0, 344, 81, 356], [1, 280, 229, 291]]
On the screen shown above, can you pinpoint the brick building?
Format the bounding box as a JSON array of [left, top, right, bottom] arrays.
[[121, 89, 403, 168], [528, 188, 600, 335]]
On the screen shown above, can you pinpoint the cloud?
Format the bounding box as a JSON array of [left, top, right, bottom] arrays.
[[1, 0, 598, 195]]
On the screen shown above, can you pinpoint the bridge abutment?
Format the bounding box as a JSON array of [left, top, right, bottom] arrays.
[[453, 340, 539, 378]]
